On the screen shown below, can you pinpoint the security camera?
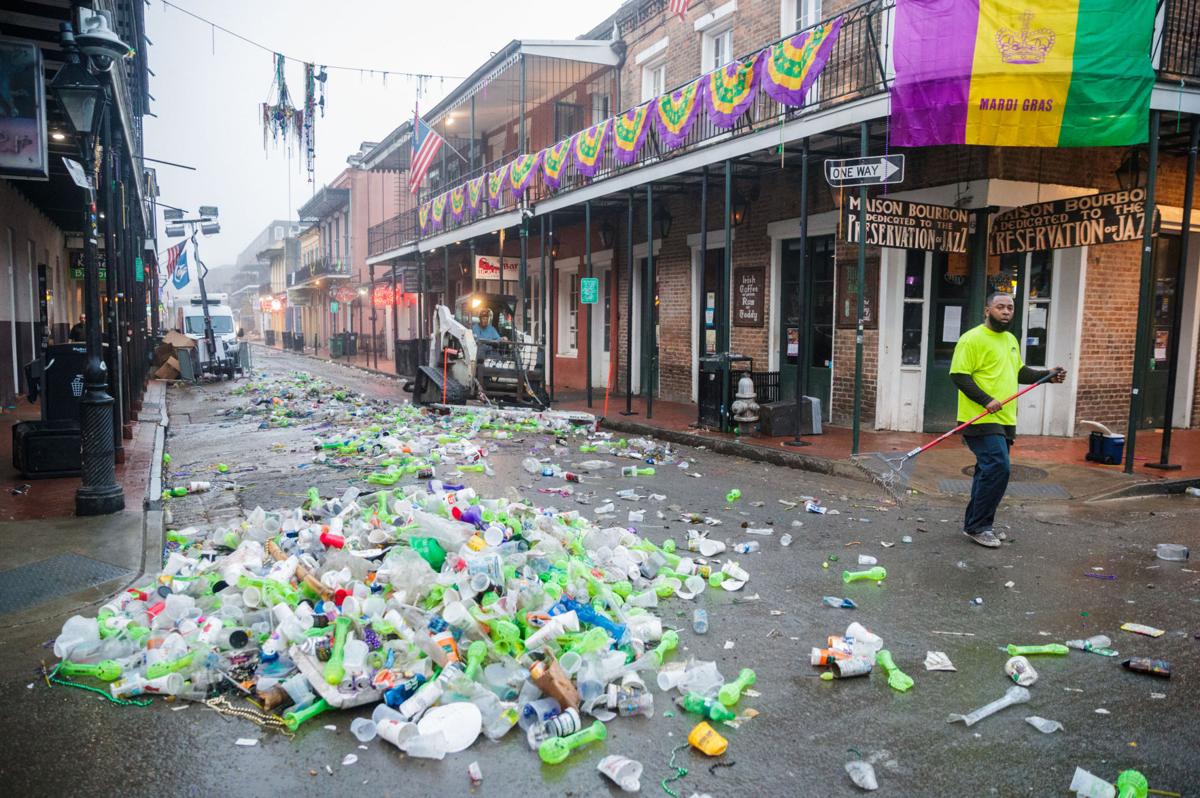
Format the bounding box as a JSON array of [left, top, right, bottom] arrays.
[[76, 11, 129, 72], [521, 206, 534, 222]]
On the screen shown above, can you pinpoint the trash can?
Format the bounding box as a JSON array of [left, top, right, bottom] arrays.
[[282, 331, 293, 350], [395, 338, 426, 377], [37, 343, 89, 422], [697, 353, 752, 430], [347, 333, 359, 357], [329, 333, 344, 358], [293, 332, 305, 352], [264, 330, 275, 347]]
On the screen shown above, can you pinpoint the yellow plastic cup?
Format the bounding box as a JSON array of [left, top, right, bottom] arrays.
[[688, 721, 728, 756]]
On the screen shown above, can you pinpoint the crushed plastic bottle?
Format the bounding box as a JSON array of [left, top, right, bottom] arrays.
[[692, 608, 708, 634], [845, 760, 879, 791]]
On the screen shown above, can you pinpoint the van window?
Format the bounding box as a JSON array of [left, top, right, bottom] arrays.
[[185, 315, 234, 334]]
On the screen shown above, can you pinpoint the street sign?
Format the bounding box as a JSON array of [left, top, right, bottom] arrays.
[[580, 277, 599, 305], [824, 154, 905, 188], [330, 301, 339, 314]]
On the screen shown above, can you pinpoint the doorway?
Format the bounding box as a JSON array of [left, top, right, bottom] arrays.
[[589, 265, 612, 388], [778, 235, 834, 421], [1139, 234, 1183, 429], [922, 251, 970, 433]]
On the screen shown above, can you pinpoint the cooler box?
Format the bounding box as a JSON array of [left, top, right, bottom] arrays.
[[1085, 432, 1124, 465], [12, 420, 82, 478]]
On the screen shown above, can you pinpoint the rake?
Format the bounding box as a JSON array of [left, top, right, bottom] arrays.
[[854, 370, 1060, 498]]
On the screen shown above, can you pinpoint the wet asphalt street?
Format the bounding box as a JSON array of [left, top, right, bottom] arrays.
[[2, 344, 1198, 797]]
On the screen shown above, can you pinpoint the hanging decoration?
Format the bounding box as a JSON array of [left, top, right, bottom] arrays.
[[466, 175, 486, 216], [431, 192, 448, 229], [261, 53, 303, 151], [761, 16, 845, 107], [418, 201, 432, 234], [612, 103, 652, 165], [372, 283, 394, 308], [571, 119, 610, 177], [449, 185, 467, 223], [540, 140, 572, 190], [509, 151, 543, 195], [302, 63, 317, 180], [654, 78, 703, 149], [704, 50, 765, 128], [487, 164, 510, 209]]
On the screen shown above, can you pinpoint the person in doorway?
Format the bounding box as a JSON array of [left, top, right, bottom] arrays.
[[69, 315, 85, 342], [472, 308, 503, 341], [949, 291, 1065, 548]]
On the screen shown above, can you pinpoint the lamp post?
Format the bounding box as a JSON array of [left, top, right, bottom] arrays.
[[52, 23, 123, 515]]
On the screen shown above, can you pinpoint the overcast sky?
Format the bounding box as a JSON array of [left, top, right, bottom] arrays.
[[143, 0, 622, 269]]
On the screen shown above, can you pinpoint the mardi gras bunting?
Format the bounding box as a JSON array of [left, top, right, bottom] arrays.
[[509, 151, 543, 195], [487, 164, 510, 209], [655, 78, 704, 150], [572, 119, 611, 178], [466, 175, 485, 216], [613, 103, 653, 165], [762, 16, 844, 106], [418, 201, 432, 234], [705, 50, 765, 128], [430, 193, 447, 229], [541, 140, 571, 190], [449, 185, 467, 223]]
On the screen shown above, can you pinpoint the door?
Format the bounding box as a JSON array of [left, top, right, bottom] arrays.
[[637, 258, 660, 396], [922, 251, 971, 432], [590, 266, 612, 387], [1139, 234, 1183, 428], [779, 236, 835, 420]]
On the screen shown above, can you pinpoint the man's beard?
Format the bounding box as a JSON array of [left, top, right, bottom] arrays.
[[987, 316, 1011, 331]]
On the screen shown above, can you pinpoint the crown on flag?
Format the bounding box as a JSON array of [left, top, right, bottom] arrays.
[[995, 12, 1055, 65]]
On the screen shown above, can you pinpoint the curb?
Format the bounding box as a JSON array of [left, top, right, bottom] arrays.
[[598, 416, 874, 485], [1082, 474, 1200, 502]]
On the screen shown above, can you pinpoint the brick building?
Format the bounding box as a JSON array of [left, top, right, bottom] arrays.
[[362, 0, 1199, 440]]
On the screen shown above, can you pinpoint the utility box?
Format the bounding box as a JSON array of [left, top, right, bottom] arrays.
[[758, 397, 823, 437]]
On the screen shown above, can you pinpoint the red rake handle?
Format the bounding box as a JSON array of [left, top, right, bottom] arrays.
[[902, 371, 1060, 459]]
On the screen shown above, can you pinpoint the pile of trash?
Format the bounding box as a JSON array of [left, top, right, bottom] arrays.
[[50, 459, 755, 783], [151, 331, 197, 380]]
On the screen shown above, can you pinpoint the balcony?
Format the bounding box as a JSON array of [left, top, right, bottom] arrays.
[[288, 256, 351, 289], [367, 0, 1200, 258]]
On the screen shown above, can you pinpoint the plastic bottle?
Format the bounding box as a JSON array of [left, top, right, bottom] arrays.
[[678, 692, 736, 723], [522, 457, 541, 475], [733, 541, 760, 554], [692, 608, 708, 634], [1154, 543, 1189, 561], [1121, 657, 1171, 678], [822, 596, 857, 609], [621, 466, 655, 477]]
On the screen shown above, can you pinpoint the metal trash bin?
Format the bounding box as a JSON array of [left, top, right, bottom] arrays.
[[264, 330, 275, 347], [395, 338, 427, 378], [282, 331, 293, 350], [347, 333, 359, 357], [329, 333, 344, 358], [293, 332, 305, 352]]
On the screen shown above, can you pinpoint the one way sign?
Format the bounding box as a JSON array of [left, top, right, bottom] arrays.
[[824, 154, 905, 188]]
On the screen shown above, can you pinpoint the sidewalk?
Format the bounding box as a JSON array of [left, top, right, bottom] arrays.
[[0, 381, 166, 628], [552, 390, 1200, 501]]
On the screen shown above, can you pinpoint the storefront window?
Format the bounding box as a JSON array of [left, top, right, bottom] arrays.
[[1025, 251, 1052, 367], [902, 250, 926, 365], [903, 249, 924, 299]]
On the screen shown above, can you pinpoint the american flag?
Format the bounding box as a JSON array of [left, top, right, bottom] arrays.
[[668, 0, 689, 19], [409, 107, 443, 194], [164, 240, 184, 279]]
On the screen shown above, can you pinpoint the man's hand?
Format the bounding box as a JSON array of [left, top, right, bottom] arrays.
[[986, 399, 1003, 414], [1049, 367, 1066, 384]]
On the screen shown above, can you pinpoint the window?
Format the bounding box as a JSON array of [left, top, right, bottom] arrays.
[[790, 0, 822, 33], [602, 271, 612, 353], [591, 93, 611, 126], [1025, 251, 1053, 367], [557, 268, 579, 355], [641, 62, 666, 103], [703, 27, 733, 71], [901, 250, 926, 366], [274, 226, 283, 239], [554, 101, 583, 141], [568, 273, 580, 350]]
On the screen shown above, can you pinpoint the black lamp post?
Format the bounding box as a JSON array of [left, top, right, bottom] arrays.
[[52, 23, 124, 516]]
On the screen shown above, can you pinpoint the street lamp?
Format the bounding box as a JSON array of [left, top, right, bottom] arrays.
[[51, 22, 124, 516]]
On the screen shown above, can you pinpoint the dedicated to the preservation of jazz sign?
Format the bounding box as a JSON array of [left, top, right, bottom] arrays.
[[988, 188, 1156, 255], [842, 195, 970, 253]]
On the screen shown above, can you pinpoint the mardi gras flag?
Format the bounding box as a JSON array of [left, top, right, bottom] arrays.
[[487, 164, 510, 209], [418, 202, 432, 234], [541, 140, 572, 190], [449, 185, 467, 223], [509, 151, 543, 195], [572, 119, 610, 178], [466, 175, 485, 216], [430, 192, 447, 229], [613, 103, 653, 165], [655, 78, 703, 149], [761, 16, 844, 106], [705, 51, 765, 128], [890, 0, 1155, 148]]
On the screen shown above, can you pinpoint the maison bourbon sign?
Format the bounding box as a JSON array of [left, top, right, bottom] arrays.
[[987, 188, 1158, 255], [842, 195, 969, 253], [733, 266, 764, 327]]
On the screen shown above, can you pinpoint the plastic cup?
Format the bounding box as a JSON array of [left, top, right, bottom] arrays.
[[343, 639, 368, 672], [350, 717, 377, 743]]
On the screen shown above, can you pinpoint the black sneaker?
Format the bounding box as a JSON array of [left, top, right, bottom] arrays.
[[963, 529, 1002, 548]]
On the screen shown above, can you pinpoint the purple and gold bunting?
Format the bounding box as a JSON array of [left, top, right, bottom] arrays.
[[761, 16, 844, 107], [449, 185, 467, 223], [466, 175, 485, 216], [430, 192, 447, 229], [571, 119, 610, 178], [705, 50, 765, 128], [418, 201, 432, 234], [654, 78, 703, 149], [509, 151, 543, 195], [612, 103, 652, 165], [487, 164, 510, 209], [541, 140, 571, 190]]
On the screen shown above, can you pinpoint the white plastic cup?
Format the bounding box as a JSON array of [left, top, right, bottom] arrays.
[[684, 575, 706, 596], [350, 717, 377, 743], [241, 586, 262, 608], [339, 595, 361, 618], [343, 639, 369, 673], [362, 596, 386, 619]]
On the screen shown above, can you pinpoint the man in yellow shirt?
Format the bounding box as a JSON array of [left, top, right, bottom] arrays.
[[949, 291, 1065, 548]]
